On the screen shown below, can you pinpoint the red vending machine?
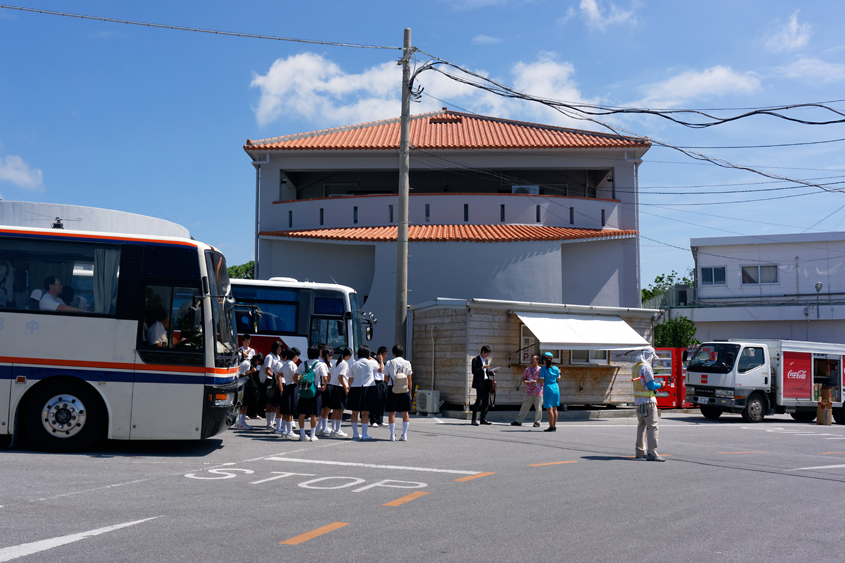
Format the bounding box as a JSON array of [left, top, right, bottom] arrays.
[[654, 347, 690, 409]]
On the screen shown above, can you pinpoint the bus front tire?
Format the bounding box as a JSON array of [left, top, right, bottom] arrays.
[[700, 406, 722, 420], [741, 394, 765, 423], [24, 380, 106, 452]]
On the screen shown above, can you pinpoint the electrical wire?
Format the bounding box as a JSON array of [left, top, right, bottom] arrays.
[[0, 4, 403, 50], [674, 137, 845, 150]]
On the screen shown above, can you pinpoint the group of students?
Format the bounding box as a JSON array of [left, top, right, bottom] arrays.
[[234, 335, 414, 442]]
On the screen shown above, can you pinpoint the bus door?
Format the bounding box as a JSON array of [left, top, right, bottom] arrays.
[[308, 293, 347, 350], [131, 245, 207, 440], [0, 363, 10, 436]]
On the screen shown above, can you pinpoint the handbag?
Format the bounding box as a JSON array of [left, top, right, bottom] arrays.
[[391, 360, 410, 394]]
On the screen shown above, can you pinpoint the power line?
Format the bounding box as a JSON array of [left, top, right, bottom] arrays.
[[0, 4, 402, 50], [674, 137, 845, 149]]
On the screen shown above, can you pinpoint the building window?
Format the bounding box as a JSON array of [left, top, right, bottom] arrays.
[[535, 205, 541, 223], [701, 266, 726, 286], [569, 207, 574, 225], [353, 206, 358, 224], [571, 350, 608, 365], [601, 209, 606, 227], [288, 210, 292, 229], [389, 205, 394, 223], [500, 204, 506, 222], [425, 204, 431, 223], [742, 265, 778, 285], [463, 204, 469, 222], [319, 208, 324, 226]]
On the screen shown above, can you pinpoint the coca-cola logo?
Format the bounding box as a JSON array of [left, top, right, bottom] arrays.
[[787, 369, 807, 380]]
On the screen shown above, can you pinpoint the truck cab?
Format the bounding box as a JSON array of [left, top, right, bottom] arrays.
[[685, 342, 771, 422]]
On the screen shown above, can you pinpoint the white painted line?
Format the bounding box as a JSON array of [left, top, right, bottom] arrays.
[[250, 472, 315, 485], [825, 437, 845, 440], [431, 417, 445, 424], [790, 464, 845, 471], [266, 457, 480, 475], [0, 516, 159, 562]]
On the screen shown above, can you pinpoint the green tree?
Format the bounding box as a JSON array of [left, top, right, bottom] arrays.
[[642, 269, 693, 303], [654, 315, 700, 348], [228, 260, 254, 280]]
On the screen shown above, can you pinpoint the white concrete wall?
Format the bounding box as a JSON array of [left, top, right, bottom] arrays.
[[0, 201, 189, 238], [561, 237, 639, 307]]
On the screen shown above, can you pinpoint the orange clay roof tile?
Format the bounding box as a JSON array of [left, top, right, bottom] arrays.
[[244, 110, 649, 152], [259, 225, 637, 243]]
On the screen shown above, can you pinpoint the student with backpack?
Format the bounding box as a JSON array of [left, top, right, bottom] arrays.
[[328, 347, 352, 437], [295, 345, 326, 441], [384, 344, 413, 441], [263, 341, 283, 430], [348, 345, 381, 441]]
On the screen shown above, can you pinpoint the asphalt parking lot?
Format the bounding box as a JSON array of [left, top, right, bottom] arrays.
[[2, 412, 844, 562]]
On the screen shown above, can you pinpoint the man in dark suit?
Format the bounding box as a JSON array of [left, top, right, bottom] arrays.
[[471, 346, 494, 425]]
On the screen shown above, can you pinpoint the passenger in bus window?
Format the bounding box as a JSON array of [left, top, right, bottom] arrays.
[[59, 286, 88, 311], [147, 310, 170, 348], [39, 276, 88, 313]]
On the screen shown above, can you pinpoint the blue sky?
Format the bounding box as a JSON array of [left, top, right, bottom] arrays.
[[2, 0, 845, 288]]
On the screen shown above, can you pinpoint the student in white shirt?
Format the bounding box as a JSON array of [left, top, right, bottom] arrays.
[[316, 345, 333, 436], [348, 345, 382, 441], [369, 346, 389, 427], [238, 334, 256, 363], [235, 353, 264, 430], [328, 348, 352, 437], [295, 346, 326, 441], [385, 344, 413, 441], [276, 347, 300, 438], [263, 341, 283, 430]]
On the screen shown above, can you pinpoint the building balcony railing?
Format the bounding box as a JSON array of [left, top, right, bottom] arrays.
[[264, 192, 627, 233]]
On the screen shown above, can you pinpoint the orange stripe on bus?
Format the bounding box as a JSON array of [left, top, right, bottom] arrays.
[[0, 227, 198, 247], [0, 355, 239, 376]]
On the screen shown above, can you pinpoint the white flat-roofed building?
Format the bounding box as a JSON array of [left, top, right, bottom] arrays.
[[245, 110, 651, 339], [672, 231, 845, 342]]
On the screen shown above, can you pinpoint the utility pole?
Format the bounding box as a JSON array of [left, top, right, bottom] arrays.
[[395, 28, 412, 349]]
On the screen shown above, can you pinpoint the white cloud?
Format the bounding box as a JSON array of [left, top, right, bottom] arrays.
[[557, 7, 577, 26], [635, 66, 760, 108], [578, 0, 639, 31], [0, 155, 44, 191], [772, 57, 845, 83], [250, 52, 593, 131], [472, 34, 503, 45], [764, 11, 811, 53]]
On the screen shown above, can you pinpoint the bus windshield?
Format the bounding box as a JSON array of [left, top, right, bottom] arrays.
[[205, 251, 237, 366], [688, 343, 740, 374]]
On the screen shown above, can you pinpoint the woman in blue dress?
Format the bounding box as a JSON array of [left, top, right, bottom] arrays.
[[540, 352, 561, 432]]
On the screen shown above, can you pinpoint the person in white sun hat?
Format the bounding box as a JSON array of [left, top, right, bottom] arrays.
[[631, 346, 669, 462]]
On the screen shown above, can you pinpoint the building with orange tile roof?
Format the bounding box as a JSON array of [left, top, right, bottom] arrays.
[[244, 109, 651, 349]]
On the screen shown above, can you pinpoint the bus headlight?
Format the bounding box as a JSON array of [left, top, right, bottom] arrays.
[[209, 392, 235, 407]]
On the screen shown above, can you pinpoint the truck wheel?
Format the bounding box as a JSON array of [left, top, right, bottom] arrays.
[[24, 380, 106, 452], [741, 394, 765, 423], [790, 412, 817, 423], [700, 406, 722, 420], [834, 406, 845, 425]]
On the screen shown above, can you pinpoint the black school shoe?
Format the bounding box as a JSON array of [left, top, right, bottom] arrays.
[[543, 426, 556, 432], [471, 420, 479, 426], [481, 420, 492, 425], [511, 421, 522, 426]]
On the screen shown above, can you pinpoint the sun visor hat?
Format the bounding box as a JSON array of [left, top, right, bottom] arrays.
[[543, 352, 554, 359]]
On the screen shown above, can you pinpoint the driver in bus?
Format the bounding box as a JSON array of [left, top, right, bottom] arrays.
[[147, 309, 171, 348], [39, 276, 88, 313]]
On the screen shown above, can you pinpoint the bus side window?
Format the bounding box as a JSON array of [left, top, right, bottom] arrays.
[[139, 285, 204, 355]]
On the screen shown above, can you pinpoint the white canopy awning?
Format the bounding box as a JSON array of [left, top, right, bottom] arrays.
[[515, 311, 650, 351]]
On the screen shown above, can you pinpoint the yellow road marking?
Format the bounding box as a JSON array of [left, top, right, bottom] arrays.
[[820, 452, 845, 455], [717, 451, 765, 454], [528, 461, 578, 467], [453, 472, 495, 482], [280, 522, 349, 545], [383, 491, 429, 507]]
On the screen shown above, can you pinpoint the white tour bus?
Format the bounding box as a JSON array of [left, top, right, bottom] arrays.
[[231, 278, 374, 357], [0, 226, 242, 451]]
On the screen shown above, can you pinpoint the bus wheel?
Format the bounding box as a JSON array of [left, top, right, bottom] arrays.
[[790, 411, 817, 423], [25, 381, 105, 452], [700, 406, 722, 420], [741, 394, 765, 423]]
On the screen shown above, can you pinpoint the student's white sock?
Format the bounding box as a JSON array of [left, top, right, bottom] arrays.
[[389, 422, 395, 437], [267, 413, 276, 426], [238, 414, 246, 425], [310, 426, 316, 438], [276, 418, 283, 431], [332, 419, 339, 432], [299, 428, 306, 439], [351, 422, 359, 438], [362, 423, 369, 437], [321, 417, 328, 431], [402, 421, 409, 436]]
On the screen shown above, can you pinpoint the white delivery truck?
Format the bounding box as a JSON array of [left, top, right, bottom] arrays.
[[685, 340, 845, 424]]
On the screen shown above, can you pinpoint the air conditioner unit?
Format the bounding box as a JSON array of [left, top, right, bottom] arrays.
[[512, 185, 539, 195], [416, 390, 440, 414]]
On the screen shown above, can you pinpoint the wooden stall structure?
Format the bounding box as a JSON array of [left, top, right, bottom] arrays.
[[409, 298, 659, 411]]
